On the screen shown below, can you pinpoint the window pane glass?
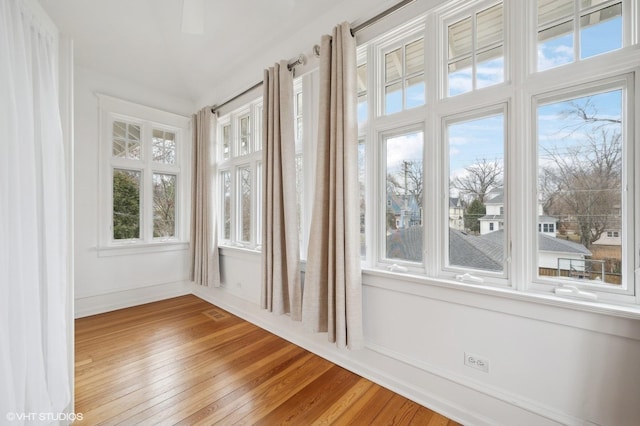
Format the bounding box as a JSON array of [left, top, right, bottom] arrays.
[[448, 114, 505, 272], [357, 64, 367, 94], [538, 0, 574, 26], [113, 139, 125, 158], [477, 4, 503, 48], [222, 171, 231, 240], [113, 121, 126, 139], [385, 82, 402, 115], [113, 169, 141, 240], [537, 89, 622, 286], [448, 56, 472, 97], [358, 139, 366, 259], [385, 131, 424, 262], [223, 124, 231, 160], [240, 116, 250, 156], [405, 75, 425, 109], [255, 106, 263, 151], [256, 162, 262, 246], [538, 20, 574, 71], [358, 94, 368, 124], [580, 3, 622, 59], [405, 39, 424, 76], [448, 17, 472, 59], [295, 154, 304, 252], [385, 48, 402, 83], [128, 124, 140, 141], [476, 46, 504, 89], [152, 173, 176, 238], [239, 167, 252, 243], [128, 141, 141, 160]]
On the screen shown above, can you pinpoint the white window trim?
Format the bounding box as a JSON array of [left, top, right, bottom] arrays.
[[217, 99, 262, 251], [97, 94, 190, 255], [352, 0, 640, 310]]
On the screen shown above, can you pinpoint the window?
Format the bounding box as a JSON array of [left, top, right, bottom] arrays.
[[383, 129, 424, 264], [536, 81, 630, 294], [98, 95, 189, 251], [381, 34, 425, 115], [446, 2, 504, 96], [353, 0, 637, 305], [218, 100, 262, 249], [537, 0, 623, 71], [446, 109, 506, 276]]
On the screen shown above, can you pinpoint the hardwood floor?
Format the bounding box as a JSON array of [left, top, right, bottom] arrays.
[[75, 295, 461, 425]]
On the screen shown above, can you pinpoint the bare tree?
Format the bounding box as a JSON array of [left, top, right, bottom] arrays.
[[451, 158, 503, 203], [387, 160, 423, 208], [541, 129, 621, 249]]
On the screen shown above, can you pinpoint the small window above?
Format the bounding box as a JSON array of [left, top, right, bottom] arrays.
[[382, 37, 425, 115], [112, 121, 141, 160], [152, 129, 176, 165], [536, 0, 623, 71], [446, 2, 504, 97]]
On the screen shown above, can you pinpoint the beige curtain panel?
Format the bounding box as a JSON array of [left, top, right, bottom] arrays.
[[261, 61, 302, 320], [190, 107, 221, 287], [303, 23, 364, 349]]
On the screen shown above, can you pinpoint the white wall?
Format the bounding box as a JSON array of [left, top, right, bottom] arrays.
[[74, 66, 196, 317], [197, 252, 640, 425]]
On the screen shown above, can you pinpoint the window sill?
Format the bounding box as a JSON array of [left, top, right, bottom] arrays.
[[218, 244, 262, 258], [97, 241, 189, 257], [361, 267, 640, 340]]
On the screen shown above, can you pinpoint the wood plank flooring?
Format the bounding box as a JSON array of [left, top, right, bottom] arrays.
[[75, 295, 461, 425]]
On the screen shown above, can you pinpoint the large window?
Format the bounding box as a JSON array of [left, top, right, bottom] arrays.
[[218, 100, 262, 249], [354, 0, 637, 304], [99, 95, 189, 250]]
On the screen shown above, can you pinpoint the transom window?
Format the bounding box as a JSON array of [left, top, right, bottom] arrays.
[[446, 2, 504, 96], [382, 36, 425, 115], [537, 0, 623, 71]]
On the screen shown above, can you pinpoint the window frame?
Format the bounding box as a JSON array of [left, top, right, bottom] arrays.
[[529, 74, 636, 303]]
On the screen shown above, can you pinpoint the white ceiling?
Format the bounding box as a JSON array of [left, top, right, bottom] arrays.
[[39, 0, 397, 109]]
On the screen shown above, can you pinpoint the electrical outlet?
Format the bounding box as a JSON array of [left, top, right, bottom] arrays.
[[464, 352, 489, 373]]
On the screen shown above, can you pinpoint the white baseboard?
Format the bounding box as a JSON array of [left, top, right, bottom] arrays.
[[192, 286, 526, 426], [75, 280, 192, 318]]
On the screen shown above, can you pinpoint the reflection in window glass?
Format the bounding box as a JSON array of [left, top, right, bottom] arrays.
[[447, 113, 505, 272], [113, 169, 141, 240], [222, 171, 231, 240], [357, 64, 368, 124], [383, 38, 425, 114], [239, 116, 250, 156], [537, 89, 622, 285], [152, 173, 176, 237], [384, 131, 423, 262], [152, 129, 176, 165], [222, 124, 231, 160], [537, 0, 622, 70], [112, 121, 141, 160], [239, 167, 252, 243], [447, 3, 504, 96], [358, 139, 366, 259]]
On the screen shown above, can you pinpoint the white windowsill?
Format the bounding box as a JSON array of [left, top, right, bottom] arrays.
[[361, 267, 640, 326], [97, 241, 189, 257]]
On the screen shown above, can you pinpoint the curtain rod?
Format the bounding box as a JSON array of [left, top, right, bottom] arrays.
[[210, 54, 306, 114], [210, 0, 416, 114]]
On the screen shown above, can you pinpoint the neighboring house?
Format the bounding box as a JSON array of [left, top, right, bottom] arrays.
[[592, 212, 622, 246], [386, 193, 421, 230], [479, 190, 557, 237], [449, 197, 464, 231]]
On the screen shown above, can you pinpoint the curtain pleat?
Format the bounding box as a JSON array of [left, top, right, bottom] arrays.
[[261, 61, 302, 320], [303, 23, 364, 349], [1, 0, 71, 417], [190, 108, 221, 287]]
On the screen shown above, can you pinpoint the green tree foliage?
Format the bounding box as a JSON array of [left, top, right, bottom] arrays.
[[113, 170, 140, 239], [464, 198, 486, 234]]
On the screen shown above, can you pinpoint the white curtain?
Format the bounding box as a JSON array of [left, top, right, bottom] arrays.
[[190, 108, 221, 287], [303, 23, 364, 349], [261, 61, 302, 320], [0, 0, 71, 421]]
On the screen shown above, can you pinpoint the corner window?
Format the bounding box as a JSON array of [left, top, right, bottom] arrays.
[[98, 95, 189, 250]]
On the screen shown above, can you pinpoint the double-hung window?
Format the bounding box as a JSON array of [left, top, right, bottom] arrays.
[[98, 94, 190, 252]]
